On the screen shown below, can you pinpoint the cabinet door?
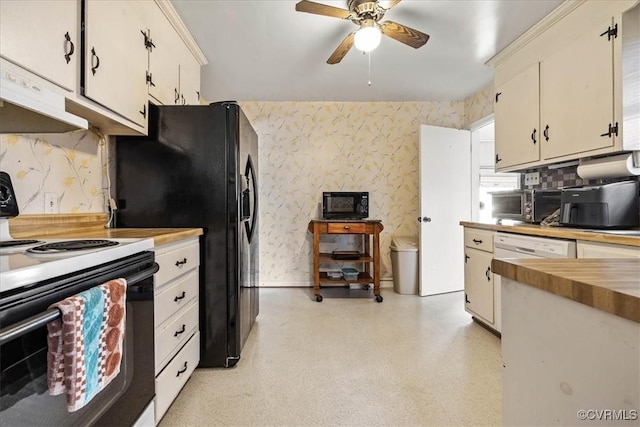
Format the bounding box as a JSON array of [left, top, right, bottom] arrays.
[[0, 0, 77, 91], [179, 50, 201, 105], [577, 241, 640, 258], [464, 247, 494, 323], [540, 18, 616, 160], [494, 63, 540, 171], [144, 1, 181, 106], [84, 0, 148, 126]]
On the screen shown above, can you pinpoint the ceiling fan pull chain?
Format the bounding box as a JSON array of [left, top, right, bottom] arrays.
[[368, 51, 372, 86]]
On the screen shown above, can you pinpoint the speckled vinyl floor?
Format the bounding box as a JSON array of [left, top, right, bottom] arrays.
[[159, 288, 502, 427]]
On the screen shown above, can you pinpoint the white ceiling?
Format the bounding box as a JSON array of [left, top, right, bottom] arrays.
[[171, 0, 563, 102]]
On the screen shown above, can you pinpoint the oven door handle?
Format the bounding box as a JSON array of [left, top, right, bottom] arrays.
[[0, 262, 159, 346]]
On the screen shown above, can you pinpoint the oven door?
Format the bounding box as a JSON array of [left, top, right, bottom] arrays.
[[0, 252, 157, 426]]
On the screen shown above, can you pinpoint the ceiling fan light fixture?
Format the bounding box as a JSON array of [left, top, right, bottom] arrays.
[[354, 19, 381, 52]]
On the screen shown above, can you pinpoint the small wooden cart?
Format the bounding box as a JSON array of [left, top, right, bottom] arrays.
[[307, 219, 384, 302]]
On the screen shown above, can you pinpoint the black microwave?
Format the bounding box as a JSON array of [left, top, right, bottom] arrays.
[[322, 192, 369, 220]]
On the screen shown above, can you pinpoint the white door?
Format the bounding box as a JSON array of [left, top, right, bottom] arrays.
[[419, 125, 471, 296]]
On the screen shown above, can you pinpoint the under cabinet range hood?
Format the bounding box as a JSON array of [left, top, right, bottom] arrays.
[[0, 67, 88, 133]]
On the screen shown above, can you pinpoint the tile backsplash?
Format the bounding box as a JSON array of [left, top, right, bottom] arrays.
[[522, 164, 640, 189]]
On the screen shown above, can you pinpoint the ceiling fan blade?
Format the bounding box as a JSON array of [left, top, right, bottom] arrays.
[[379, 0, 402, 11], [327, 32, 355, 64], [295, 0, 351, 19], [380, 20, 430, 49]]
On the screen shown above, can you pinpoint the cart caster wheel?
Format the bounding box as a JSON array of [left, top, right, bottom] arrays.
[[316, 295, 323, 302], [363, 285, 370, 290], [375, 295, 383, 303]]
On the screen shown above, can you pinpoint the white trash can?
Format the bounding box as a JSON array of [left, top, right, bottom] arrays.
[[390, 236, 419, 295]]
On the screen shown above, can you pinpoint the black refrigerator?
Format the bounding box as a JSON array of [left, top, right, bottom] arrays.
[[115, 101, 259, 368]]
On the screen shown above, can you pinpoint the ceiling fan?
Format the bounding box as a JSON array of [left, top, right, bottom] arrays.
[[295, 0, 430, 64]]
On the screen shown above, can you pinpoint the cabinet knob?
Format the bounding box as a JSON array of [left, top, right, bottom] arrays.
[[543, 125, 550, 141], [531, 128, 537, 144], [418, 217, 431, 222], [343, 225, 350, 230], [175, 257, 187, 267], [485, 267, 491, 281]]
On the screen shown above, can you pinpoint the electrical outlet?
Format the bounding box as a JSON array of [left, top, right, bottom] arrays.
[[45, 192, 58, 214], [524, 172, 540, 186]]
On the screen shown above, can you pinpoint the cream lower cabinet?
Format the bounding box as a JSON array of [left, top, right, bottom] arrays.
[[577, 241, 640, 258], [153, 237, 201, 423], [463, 228, 498, 331]]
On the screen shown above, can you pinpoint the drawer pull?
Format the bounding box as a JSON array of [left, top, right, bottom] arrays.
[[344, 225, 350, 230], [174, 291, 186, 302], [175, 258, 187, 267], [176, 361, 188, 377], [472, 239, 483, 244], [174, 324, 186, 337]]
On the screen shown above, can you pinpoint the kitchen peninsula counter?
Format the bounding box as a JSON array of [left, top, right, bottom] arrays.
[[460, 221, 640, 246], [492, 257, 640, 323], [494, 257, 640, 425]]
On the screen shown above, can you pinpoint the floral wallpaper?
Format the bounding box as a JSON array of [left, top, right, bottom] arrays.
[[0, 85, 493, 288], [464, 84, 494, 127], [0, 130, 108, 214], [240, 101, 470, 286]]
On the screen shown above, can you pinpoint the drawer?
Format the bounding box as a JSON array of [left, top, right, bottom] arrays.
[[155, 269, 198, 328], [155, 331, 199, 423], [464, 228, 494, 253], [155, 240, 200, 287], [327, 222, 367, 234], [155, 300, 199, 373]]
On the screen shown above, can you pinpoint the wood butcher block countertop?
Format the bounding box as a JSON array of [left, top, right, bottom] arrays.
[[460, 221, 640, 246], [492, 258, 640, 323], [44, 227, 203, 247], [8, 213, 202, 247]]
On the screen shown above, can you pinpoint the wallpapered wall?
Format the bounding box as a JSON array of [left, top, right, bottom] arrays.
[[0, 85, 493, 286], [0, 131, 108, 214]]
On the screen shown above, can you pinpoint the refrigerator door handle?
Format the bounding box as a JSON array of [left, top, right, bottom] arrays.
[[243, 154, 257, 243], [241, 187, 251, 221]]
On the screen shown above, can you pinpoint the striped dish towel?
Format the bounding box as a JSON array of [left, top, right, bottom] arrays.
[[46, 279, 127, 412]]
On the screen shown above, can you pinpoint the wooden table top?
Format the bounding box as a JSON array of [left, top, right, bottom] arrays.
[[492, 258, 640, 323], [461, 221, 640, 247]]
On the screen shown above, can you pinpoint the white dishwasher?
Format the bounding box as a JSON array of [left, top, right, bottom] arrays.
[[492, 232, 576, 333]]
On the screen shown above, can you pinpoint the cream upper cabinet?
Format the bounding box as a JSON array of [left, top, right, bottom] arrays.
[[0, 0, 77, 92], [83, 0, 149, 126], [144, 2, 182, 106], [540, 18, 616, 161], [490, 1, 636, 172], [144, 2, 202, 106], [494, 63, 540, 171], [178, 49, 201, 105]]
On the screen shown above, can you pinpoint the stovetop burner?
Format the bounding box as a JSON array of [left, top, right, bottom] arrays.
[[0, 239, 42, 248], [27, 239, 119, 253]]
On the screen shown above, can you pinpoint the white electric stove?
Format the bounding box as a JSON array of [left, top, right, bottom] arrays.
[[0, 236, 154, 293]]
